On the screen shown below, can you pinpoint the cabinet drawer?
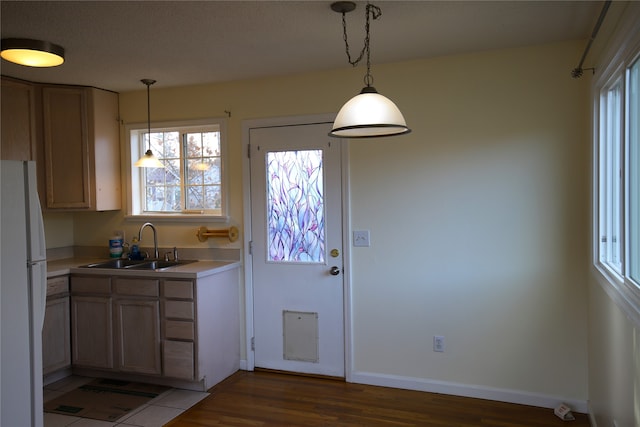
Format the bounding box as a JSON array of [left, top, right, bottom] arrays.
[[71, 276, 111, 294], [164, 300, 194, 320], [163, 280, 193, 299], [164, 320, 194, 340], [47, 276, 69, 296], [163, 340, 194, 380], [115, 279, 159, 297]]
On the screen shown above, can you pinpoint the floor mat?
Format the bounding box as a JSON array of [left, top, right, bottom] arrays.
[[44, 378, 170, 422]]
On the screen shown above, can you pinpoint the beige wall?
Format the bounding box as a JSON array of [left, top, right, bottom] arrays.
[[588, 278, 639, 427], [49, 39, 591, 408], [348, 41, 589, 405]]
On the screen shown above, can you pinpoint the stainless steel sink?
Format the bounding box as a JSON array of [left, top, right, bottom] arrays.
[[82, 259, 147, 269], [127, 260, 194, 270], [80, 259, 196, 271]]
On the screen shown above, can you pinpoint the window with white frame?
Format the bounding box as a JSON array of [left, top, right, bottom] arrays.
[[595, 46, 640, 306], [598, 74, 623, 274], [128, 119, 227, 218], [628, 57, 639, 284]]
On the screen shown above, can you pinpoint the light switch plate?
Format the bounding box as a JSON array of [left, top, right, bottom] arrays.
[[353, 230, 370, 247]]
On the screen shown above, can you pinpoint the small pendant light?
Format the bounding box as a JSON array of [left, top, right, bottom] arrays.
[[135, 79, 165, 168], [1, 38, 65, 67], [329, 2, 410, 138]]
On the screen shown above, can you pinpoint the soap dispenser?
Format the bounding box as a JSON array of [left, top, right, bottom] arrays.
[[129, 236, 142, 260]]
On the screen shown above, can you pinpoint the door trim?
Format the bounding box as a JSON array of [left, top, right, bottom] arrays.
[[241, 114, 353, 381]]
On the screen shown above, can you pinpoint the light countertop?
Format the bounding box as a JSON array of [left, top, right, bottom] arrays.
[[47, 257, 241, 279]]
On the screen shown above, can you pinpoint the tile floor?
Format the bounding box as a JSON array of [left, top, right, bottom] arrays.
[[43, 376, 209, 427]]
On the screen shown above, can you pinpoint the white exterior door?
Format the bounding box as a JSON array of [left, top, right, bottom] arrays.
[[249, 122, 344, 377]]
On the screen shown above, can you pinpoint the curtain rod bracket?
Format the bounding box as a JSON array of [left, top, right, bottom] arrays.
[[571, 67, 595, 79], [571, 0, 611, 79]]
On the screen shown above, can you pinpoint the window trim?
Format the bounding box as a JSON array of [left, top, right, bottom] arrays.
[[124, 117, 229, 222], [597, 71, 624, 274], [592, 2, 640, 328]]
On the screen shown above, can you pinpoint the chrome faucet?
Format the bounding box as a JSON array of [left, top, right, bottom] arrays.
[[138, 222, 159, 260]]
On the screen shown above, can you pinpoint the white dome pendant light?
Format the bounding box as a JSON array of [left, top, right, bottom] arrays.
[[135, 79, 165, 168], [329, 2, 410, 138]]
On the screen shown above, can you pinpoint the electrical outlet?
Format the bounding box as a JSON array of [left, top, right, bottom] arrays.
[[433, 335, 445, 352]]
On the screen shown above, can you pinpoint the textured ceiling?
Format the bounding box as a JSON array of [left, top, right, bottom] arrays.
[[1, 1, 603, 93]]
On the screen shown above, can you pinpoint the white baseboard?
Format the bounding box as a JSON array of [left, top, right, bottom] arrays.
[[236, 362, 588, 414], [588, 402, 598, 426], [349, 371, 589, 414]]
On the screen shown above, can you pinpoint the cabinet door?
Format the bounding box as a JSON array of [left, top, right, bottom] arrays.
[[71, 295, 113, 369], [42, 297, 70, 374], [42, 86, 91, 209], [115, 299, 161, 375], [89, 88, 121, 211], [1, 77, 37, 161]]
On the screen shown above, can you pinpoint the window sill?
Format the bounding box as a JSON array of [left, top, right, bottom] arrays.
[[593, 263, 640, 329], [124, 214, 230, 223]]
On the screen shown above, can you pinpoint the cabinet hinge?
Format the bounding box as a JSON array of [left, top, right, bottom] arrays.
[[249, 240, 253, 255], [247, 143, 251, 158], [251, 337, 255, 351]]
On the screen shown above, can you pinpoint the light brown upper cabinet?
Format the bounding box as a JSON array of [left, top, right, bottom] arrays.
[[42, 86, 121, 211], [1, 77, 37, 161]]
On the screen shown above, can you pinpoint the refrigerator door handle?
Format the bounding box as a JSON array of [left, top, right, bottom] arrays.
[[26, 162, 47, 264], [29, 261, 48, 329]]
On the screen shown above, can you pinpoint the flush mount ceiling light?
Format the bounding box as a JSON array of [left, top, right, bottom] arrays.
[[329, 1, 410, 138], [135, 79, 165, 168], [1, 38, 65, 67]]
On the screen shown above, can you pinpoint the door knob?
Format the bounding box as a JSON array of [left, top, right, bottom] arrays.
[[330, 266, 341, 276]]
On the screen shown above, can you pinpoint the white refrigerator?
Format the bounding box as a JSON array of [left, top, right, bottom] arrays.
[[1, 160, 47, 427]]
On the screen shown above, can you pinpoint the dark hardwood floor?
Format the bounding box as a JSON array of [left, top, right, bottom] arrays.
[[165, 370, 590, 426]]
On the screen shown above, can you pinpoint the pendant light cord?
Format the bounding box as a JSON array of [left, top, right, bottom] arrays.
[[146, 83, 151, 142], [141, 79, 156, 151], [340, 3, 382, 87]]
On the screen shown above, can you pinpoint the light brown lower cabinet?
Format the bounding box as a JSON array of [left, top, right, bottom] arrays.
[[71, 296, 114, 370], [43, 276, 71, 375], [69, 267, 240, 391], [113, 278, 161, 375], [114, 299, 161, 375]]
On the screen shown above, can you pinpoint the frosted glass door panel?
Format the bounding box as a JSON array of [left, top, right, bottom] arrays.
[[266, 150, 325, 263]]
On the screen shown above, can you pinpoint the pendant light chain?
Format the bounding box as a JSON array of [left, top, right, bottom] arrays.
[[340, 3, 382, 87]]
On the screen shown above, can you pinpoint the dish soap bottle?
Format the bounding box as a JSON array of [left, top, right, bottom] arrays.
[[109, 231, 124, 258], [129, 236, 142, 260]]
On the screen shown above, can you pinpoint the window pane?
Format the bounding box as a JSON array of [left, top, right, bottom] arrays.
[[599, 79, 623, 273], [143, 158, 181, 212], [145, 183, 180, 211], [266, 150, 325, 263], [629, 57, 639, 283], [184, 131, 221, 211], [185, 185, 204, 209], [162, 132, 180, 158]]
